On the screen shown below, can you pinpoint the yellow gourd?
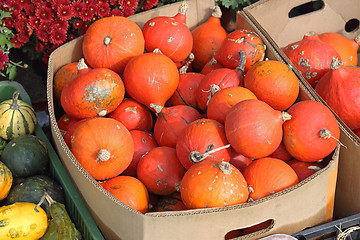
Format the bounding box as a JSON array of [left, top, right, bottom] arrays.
[[0, 161, 12, 201], [0, 202, 48, 239]]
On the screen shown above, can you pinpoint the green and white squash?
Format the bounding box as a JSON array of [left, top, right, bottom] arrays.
[[0, 91, 37, 140]]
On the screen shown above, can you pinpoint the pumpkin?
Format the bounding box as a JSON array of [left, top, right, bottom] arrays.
[[137, 146, 186, 196], [207, 86, 257, 125], [99, 175, 149, 214], [153, 194, 186, 212], [225, 99, 292, 159], [196, 50, 246, 112], [0, 202, 48, 240], [191, 6, 227, 71], [0, 137, 7, 156], [319, 32, 360, 66], [141, 2, 193, 62], [57, 113, 81, 137], [315, 57, 360, 130], [353, 128, 360, 138], [229, 148, 253, 172], [70, 117, 134, 180], [244, 60, 300, 111], [2, 135, 49, 178], [107, 98, 154, 132], [151, 104, 201, 147], [63, 117, 95, 148], [53, 58, 90, 104], [0, 161, 12, 201], [200, 57, 224, 75], [287, 159, 324, 182], [282, 100, 340, 162], [122, 130, 158, 177], [176, 118, 231, 170], [123, 50, 179, 109], [281, 31, 341, 88], [0, 91, 37, 140], [267, 139, 293, 162], [180, 159, 249, 209], [215, 29, 265, 72], [82, 16, 145, 75], [242, 157, 299, 201], [168, 70, 205, 109], [61, 66, 125, 119]]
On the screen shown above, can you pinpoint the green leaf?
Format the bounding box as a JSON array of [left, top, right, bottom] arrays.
[[0, 34, 8, 48], [6, 65, 17, 81]]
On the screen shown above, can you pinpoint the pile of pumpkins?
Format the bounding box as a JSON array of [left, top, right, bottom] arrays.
[[53, 3, 341, 229], [0, 91, 81, 239]]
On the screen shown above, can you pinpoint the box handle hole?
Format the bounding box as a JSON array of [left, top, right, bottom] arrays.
[[224, 219, 273, 239], [345, 18, 360, 32], [288, 0, 324, 18]]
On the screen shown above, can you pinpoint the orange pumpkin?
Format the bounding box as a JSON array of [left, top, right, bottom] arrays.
[[229, 148, 253, 172], [57, 113, 81, 137], [99, 175, 149, 214], [82, 16, 145, 75], [201, 57, 224, 75], [71, 117, 134, 180], [242, 157, 299, 201], [244, 60, 300, 111], [267, 140, 293, 162], [287, 159, 324, 182], [180, 159, 249, 209], [154, 195, 186, 212]]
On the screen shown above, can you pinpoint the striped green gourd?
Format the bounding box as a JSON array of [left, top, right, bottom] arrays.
[[0, 91, 37, 140]]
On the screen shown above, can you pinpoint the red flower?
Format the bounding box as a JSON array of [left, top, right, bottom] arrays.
[[122, 0, 139, 17], [36, 24, 51, 42], [24, 4, 35, 16], [109, 0, 121, 6], [97, 2, 110, 17], [35, 41, 44, 52], [35, 6, 54, 22], [0, 51, 9, 70], [79, 21, 90, 35], [109, 8, 123, 16], [79, 7, 93, 21], [53, 17, 69, 30], [57, 4, 73, 20], [71, 1, 85, 18], [53, 0, 71, 8], [142, 0, 158, 10], [10, 38, 23, 48], [14, 17, 28, 33], [28, 16, 41, 29], [83, 0, 94, 5], [87, 3, 98, 16], [7, 1, 22, 11], [14, 32, 30, 45], [50, 28, 67, 45], [16, 0, 31, 5], [73, 19, 82, 29], [4, 16, 15, 28], [67, 34, 77, 41]]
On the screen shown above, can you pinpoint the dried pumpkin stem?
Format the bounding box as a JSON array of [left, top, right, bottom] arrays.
[[178, 1, 188, 15], [282, 112, 292, 122], [179, 53, 195, 74], [211, 5, 222, 18], [103, 36, 111, 46], [189, 144, 231, 163], [209, 57, 218, 66], [35, 192, 48, 213], [218, 161, 232, 174], [97, 149, 111, 163], [319, 128, 346, 148], [77, 58, 88, 71], [149, 103, 163, 115], [236, 50, 246, 73], [330, 57, 343, 71], [10, 91, 20, 110]]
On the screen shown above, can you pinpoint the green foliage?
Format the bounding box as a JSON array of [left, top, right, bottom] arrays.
[[216, 0, 253, 11]]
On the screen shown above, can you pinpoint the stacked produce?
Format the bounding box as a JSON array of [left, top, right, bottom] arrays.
[[0, 91, 81, 239], [53, 3, 341, 236]]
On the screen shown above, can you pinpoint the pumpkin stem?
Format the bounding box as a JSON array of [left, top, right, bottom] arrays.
[[77, 58, 89, 71], [354, 33, 360, 46], [209, 57, 218, 66], [98, 109, 107, 117], [211, 5, 222, 18], [330, 57, 343, 71], [174, 181, 181, 192], [149, 103, 163, 115], [218, 161, 232, 174], [236, 50, 246, 73], [153, 48, 163, 54], [281, 112, 292, 122], [97, 149, 111, 163], [10, 91, 20, 110], [179, 53, 195, 74], [319, 128, 346, 148], [35, 192, 49, 213], [103, 36, 112, 46], [308, 165, 322, 172], [178, 1, 188, 15], [189, 144, 231, 163]]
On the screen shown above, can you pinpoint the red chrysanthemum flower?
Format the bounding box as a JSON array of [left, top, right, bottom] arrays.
[[67, 33, 77, 41], [53, 17, 69, 30], [36, 24, 51, 42], [141, 0, 158, 10], [73, 19, 82, 29], [57, 4, 73, 20], [35, 6, 54, 22], [14, 31, 30, 44], [28, 16, 41, 29], [71, 1, 85, 18], [83, 0, 94, 5], [109, 8, 123, 16], [87, 3, 99, 16], [10, 38, 23, 48], [7, 1, 21, 11], [79, 7, 94, 21], [35, 42, 44, 52], [3, 16, 15, 28], [53, 0, 71, 8], [122, 0, 139, 17], [50, 28, 67, 45], [11, 9, 26, 21], [14, 17, 28, 33], [0, 51, 9, 70], [97, 2, 110, 17], [24, 4, 35, 16], [79, 22, 90, 35], [109, 0, 121, 7], [16, 0, 31, 5]]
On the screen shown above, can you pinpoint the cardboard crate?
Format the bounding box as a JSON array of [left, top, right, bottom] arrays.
[[47, 1, 340, 239], [242, 0, 360, 220]]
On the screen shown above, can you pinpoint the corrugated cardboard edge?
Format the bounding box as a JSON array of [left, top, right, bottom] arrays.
[[46, 3, 339, 240], [242, 0, 360, 220]]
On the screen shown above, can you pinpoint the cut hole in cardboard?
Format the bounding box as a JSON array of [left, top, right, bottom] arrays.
[[345, 18, 360, 32], [288, 0, 324, 18], [224, 219, 274, 239]]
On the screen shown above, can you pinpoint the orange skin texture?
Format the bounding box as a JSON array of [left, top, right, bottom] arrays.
[[61, 68, 125, 119], [137, 146, 185, 196], [123, 52, 179, 109], [281, 32, 341, 88], [142, 16, 193, 62], [168, 72, 205, 109], [229, 148, 253, 173], [71, 118, 134, 180], [244, 60, 300, 111], [267, 140, 293, 162], [282, 100, 340, 162], [287, 159, 324, 182], [242, 157, 299, 201], [207, 86, 257, 125], [82, 16, 145, 75], [176, 118, 231, 170], [57, 113, 81, 136], [180, 159, 249, 209], [191, 15, 227, 71], [215, 29, 265, 72], [53, 62, 78, 104], [315, 64, 360, 130], [153, 105, 201, 148], [225, 99, 286, 159], [154, 196, 186, 212], [319, 32, 359, 66], [99, 175, 149, 214], [107, 98, 154, 132], [122, 130, 158, 177], [200, 58, 224, 75]]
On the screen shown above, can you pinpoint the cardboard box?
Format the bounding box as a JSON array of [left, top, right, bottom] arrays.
[[47, 1, 339, 239], [242, 0, 360, 220]]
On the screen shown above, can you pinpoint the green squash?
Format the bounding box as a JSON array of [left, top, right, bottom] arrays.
[[1, 134, 49, 178], [0, 137, 7, 156], [0, 91, 37, 140], [5, 175, 65, 217]]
